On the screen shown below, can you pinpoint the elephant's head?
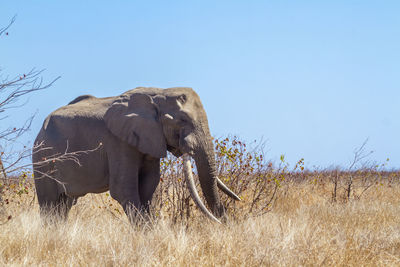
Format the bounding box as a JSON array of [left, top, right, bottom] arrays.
[[104, 87, 240, 222]]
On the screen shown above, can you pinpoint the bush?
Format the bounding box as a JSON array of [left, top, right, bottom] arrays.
[[152, 136, 284, 223]]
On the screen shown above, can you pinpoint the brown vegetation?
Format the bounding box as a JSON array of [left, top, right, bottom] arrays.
[[1, 137, 399, 266]]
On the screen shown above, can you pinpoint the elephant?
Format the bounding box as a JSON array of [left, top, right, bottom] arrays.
[[32, 87, 240, 223]]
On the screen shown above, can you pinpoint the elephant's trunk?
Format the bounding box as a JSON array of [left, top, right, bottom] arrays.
[[192, 138, 226, 218]]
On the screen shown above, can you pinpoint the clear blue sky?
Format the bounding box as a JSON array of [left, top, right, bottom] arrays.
[[1, 1, 399, 169]]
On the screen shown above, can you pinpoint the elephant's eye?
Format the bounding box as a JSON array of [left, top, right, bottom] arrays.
[[177, 94, 187, 104]]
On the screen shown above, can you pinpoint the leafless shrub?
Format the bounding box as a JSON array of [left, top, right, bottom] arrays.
[[0, 16, 59, 203], [328, 138, 391, 202]]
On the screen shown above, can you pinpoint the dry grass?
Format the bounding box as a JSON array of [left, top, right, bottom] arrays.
[[1, 171, 400, 266], [1, 138, 400, 266]]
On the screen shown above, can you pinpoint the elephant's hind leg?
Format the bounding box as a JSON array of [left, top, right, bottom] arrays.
[[54, 193, 75, 220], [35, 176, 75, 222], [38, 193, 75, 222]]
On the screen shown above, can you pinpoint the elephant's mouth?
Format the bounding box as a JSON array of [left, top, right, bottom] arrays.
[[167, 145, 183, 157]]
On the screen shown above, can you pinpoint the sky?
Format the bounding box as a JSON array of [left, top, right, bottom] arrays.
[[1, 1, 399, 169]]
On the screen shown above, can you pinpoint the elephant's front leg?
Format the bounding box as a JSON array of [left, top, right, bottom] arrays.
[[139, 156, 161, 214], [108, 146, 143, 222], [111, 173, 142, 221]]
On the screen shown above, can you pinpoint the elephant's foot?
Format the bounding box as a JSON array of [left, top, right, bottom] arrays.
[[39, 193, 75, 225], [122, 202, 155, 228]]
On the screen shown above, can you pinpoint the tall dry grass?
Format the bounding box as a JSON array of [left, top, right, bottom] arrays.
[[1, 137, 400, 266]]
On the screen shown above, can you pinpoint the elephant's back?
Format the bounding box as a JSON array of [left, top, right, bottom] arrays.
[[36, 96, 116, 149], [49, 96, 115, 121], [68, 94, 95, 105]]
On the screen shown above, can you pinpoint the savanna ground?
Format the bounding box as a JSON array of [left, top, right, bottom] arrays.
[[1, 137, 400, 266]]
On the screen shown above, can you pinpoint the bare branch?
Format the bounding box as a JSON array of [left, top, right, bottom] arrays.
[[0, 17, 61, 187], [0, 69, 61, 112], [0, 15, 16, 37], [4, 142, 103, 174], [348, 138, 373, 171], [0, 114, 35, 140], [0, 155, 6, 180]]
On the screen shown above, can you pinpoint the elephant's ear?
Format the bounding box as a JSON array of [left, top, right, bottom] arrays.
[[104, 93, 167, 158]]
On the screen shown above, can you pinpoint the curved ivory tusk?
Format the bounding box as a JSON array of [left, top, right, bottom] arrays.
[[164, 114, 174, 121], [216, 178, 241, 201], [182, 154, 221, 224]]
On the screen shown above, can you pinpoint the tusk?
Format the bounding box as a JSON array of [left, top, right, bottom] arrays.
[[164, 114, 174, 121], [182, 154, 221, 224], [216, 177, 241, 201]]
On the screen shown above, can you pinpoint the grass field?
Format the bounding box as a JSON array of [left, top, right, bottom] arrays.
[[1, 138, 400, 266]]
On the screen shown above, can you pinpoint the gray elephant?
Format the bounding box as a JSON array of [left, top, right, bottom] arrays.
[[32, 87, 240, 223]]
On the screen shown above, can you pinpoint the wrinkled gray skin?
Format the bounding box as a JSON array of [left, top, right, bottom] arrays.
[[33, 87, 226, 221]]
